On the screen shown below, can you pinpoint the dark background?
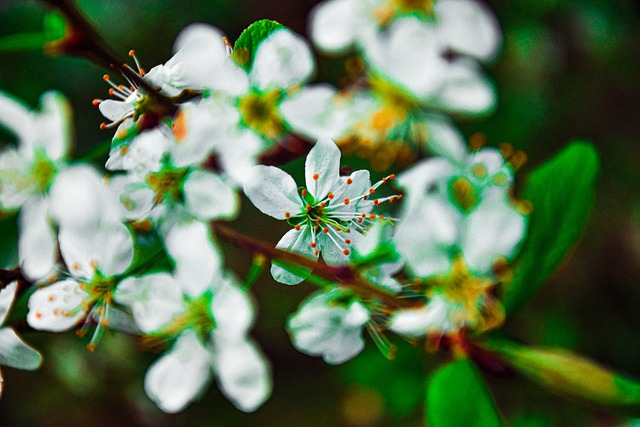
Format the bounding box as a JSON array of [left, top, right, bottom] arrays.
[[1, 0, 640, 425]]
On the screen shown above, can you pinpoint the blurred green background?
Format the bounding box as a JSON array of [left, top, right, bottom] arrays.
[[1, 0, 640, 425]]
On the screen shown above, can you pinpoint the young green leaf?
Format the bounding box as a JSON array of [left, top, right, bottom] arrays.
[[426, 358, 503, 426], [233, 19, 285, 70], [501, 141, 600, 313], [484, 338, 640, 416]]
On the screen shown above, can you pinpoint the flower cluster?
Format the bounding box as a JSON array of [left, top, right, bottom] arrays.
[[0, 2, 534, 416]]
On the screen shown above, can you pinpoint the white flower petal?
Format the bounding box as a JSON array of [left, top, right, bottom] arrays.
[[49, 165, 123, 228], [428, 59, 497, 116], [243, 165, 301, 220], [144, 330, 213, 413], [36, 91, 72, 161], [462, 195, 527, 275], [436, 0, 502, 62], [210, 276, 254, 337], [271, 227, 319, 285], [288, 291, 369, 364], [250, 29, 314, 90], [424, 115, 467, 163], [58, 222, 133, 279], [164, 219, 222, 296], [310, 0, 360, 53], [183, 170, 238, 221], [364, 17, 446, 99], [18, 196, 56, 281], [0, 91, 32, 143], [395, 197, 459, 277], [281, 84, 358, 142], [0, 281, 18, 325], [114, 274, 185, 334], [0, 327, 43, 370], [98, 99, 135, 123], [27, 279, 87, 332], [213, 337, 271, 412], [305, 138, 341, 200], [389, 295, 455, 337]]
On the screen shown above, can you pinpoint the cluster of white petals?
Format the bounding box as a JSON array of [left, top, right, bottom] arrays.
[[0, 0, 535, 414]]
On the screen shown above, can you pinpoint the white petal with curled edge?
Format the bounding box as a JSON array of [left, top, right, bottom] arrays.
[[280, 84, 356, 141], [305, 138, 341, 201], [164, 219, 221, 296], [462, 194, 527, 276], [310, 0, 360, 53], [428, 59, 497, 116], [27, 279, 87, 332], [0, 281, 18, 325], [98, 99, 135, 122], [18, 196, 56, 282], [213, 336, 271, 412], [271, 227, 319, 285], [0, 328, 43, 370], [58, 222, 134, 280], [396, 157, 458, 211], [288, 291, 369, 364], [119, 127, 171, 175], [114, 274, 184, 334], [389, 295, 455, 337], [169, 100, 223, 168], [250, 29, 315, 90], [436, 0, 502, 62], [145, 331, 213, 413], [211, 276, 254, 337], [36, 91, 72, 161], [243, 165, 301, 220], [0, 91, 33, 147], [184, 170, 238, 221]]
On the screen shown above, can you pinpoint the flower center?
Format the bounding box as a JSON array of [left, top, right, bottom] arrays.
[[238, 89, 284, 139], [449, 177, 478, 213], [428, 257, 504, 333], [146, 168, 187, 205], [374, 0, 435, 25], [31, 154, 57, 192]]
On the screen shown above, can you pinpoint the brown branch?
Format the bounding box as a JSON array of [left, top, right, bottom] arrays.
[[40, 0, 176, 113], [212, 222, 419, 309]]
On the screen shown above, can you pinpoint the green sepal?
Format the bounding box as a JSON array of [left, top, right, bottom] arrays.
[[484, 338, 640, 416], [426, 358, 503, 426], [501, 141, 600, 314], [233, 19, 285, 71], [43, 11, 66, 41], [123, 224, 173, 278]]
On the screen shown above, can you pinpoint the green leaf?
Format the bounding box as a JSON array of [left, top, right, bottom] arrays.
[[233, 19, 285, 70], [0, 33, 47, 53], [0, 216, 19, 269], [426, 358, 503, 426], [484, 338, 640, 416], [501, 141, 600, 313]]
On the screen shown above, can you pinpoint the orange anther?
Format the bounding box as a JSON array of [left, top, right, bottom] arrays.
[[344, 198, 350, 204], [129, 49, 136, 56], [345, 239, 351, 244], [312, 173, 319, 180], [369, 188, 375, 194], [285, 211, 291, 218], [92, 99, 101, 106], [295, 225, 301, 230], [346, 178, 353, 185], [103, 74, 110, 81], [328, 193, 334, 199], [100, 122, 107, 130], [310, 242, 317, 248], [343, 249, 350, 255], [323, 227, 329, 233]]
